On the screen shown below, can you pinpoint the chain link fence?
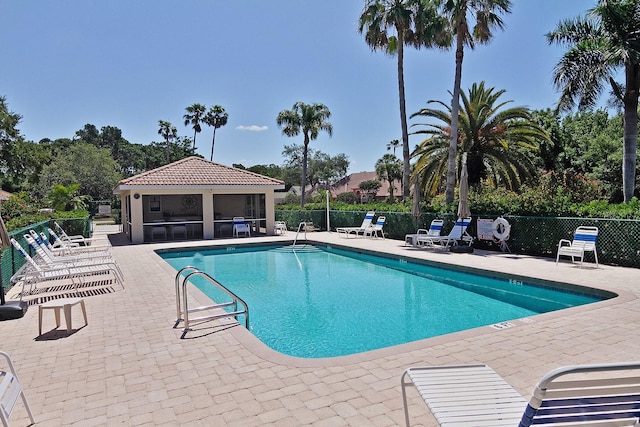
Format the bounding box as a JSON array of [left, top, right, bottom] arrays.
[[276, 210, 640, 268]]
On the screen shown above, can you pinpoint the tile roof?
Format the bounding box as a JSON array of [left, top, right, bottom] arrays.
[[115, 156, 284, 189], [330, 171, 392, 198]]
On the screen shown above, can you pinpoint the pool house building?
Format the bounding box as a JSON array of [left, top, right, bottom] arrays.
[[113, 156, 285, 243]]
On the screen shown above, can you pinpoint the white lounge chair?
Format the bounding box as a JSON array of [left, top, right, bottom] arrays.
[[402, 361, 640, 427], [336, 211, 375, 238], [274, 221, 287, 235], [233, 217, 251, 238], [364, 216, 386, 238], [54, 221, 106, 246], [10, 238, 123, 297], [46, 228, 111, 255], [556, 225, 599, 268], [0, 351, 35, 427], [26, 233, 123, 281], [416, 217, 473, 248], [405, 219, 444, 247]]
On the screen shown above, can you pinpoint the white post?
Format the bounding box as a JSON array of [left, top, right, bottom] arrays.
[[326, 188, 330, 232]]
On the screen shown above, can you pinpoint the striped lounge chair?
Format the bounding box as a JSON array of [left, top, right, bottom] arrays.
[[401, 361, 640, 426]]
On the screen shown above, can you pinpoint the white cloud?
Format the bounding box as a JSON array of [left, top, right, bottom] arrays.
[[236, 125, 268, 132]]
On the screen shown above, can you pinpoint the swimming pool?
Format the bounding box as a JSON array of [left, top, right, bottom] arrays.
[[159, 244, 607, 358]]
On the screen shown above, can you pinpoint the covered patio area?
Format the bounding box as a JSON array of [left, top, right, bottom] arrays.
[[113, 157, 284, 243]]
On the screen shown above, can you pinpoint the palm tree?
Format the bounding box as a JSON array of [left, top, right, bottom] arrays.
[[375, 153, 403, 202], [157, 120, 177, 163], [203, 105, 229, 162], [276, 102, 333, 207], [183, 103, 207, 152], [359, 0, 447, 200], [547, 0, 640, 203], [440, 0, 511, 204], [411, 81, 548, 197], [386, 138, 401, 156]]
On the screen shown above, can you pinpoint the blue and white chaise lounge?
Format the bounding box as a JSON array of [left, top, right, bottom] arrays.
[[401, 361, 640, 427], [416, 217, 473, 248], [336, 211, 375, 238]]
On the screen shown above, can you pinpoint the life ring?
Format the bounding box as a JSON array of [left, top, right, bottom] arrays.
[[492, 217, 511, 241]]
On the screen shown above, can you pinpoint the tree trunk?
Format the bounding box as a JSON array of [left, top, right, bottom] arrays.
[[446, 28, 465, 205], [192, 129, 197, 152], [210, 127, 217, 162], [622, 64, 639, 203], [301, 134, 310, 207], [397, 30, 410, 200]]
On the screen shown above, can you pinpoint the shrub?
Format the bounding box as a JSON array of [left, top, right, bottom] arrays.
[[336, 192, 358, 204]]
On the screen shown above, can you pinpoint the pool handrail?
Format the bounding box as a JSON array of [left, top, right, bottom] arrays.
[[174, 266, 249, 336], [292, 222, 308, 248]]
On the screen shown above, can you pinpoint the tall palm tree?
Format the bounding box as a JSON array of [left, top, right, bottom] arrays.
[[276, 102, 333, 207], [375, 153, 403, 202], [203, 105, 229, 162], [386, 138, 401, 156], [157, 120, 177, 163], [411, 81, 548, 197], [547, 0, 640, 203], [183, 103, 207, 152], [359, 0, 448, 200], [440, 0, 511, 204]]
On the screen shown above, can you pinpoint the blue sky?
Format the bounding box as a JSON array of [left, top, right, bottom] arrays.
[[2, 0, 596, 174]]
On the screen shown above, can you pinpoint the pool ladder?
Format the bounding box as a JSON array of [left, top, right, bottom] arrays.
[[174, 266, 249, 337], [292, 221, 308, 248]]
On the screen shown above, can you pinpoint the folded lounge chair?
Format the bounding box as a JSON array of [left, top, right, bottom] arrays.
[[405, 219, 444, 247], [336, 211, 375, 238], [416, 217, 473, 248], [401, 361, 640, 427], [556, 226, 599, 268]]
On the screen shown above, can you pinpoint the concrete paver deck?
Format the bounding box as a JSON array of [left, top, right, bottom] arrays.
[[1, 230, 638, 426]]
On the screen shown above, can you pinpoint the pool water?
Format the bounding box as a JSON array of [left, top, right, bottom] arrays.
[[160, 244, 603, 358]]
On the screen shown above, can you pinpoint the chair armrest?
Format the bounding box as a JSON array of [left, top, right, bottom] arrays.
[[557, 239, 572, 248]]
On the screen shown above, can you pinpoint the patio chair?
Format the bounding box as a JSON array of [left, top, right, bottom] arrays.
[[364, 216, 386, 239], [401, 361, 640, 427], [274, 221, 287, 235], [0, 351, 35, 427], [556, 226, 599, 268], [233, 217, 251, 238], [416, 217, 473, 248], [405, 219, 444, 247], [336, 211, 375, 238]]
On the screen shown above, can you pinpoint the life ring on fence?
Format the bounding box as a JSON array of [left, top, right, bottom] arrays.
[[492, 217, 511, 241]]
